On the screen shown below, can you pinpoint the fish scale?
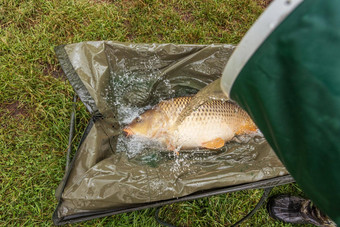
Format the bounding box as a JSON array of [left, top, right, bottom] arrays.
[[123, 96, 257, 151]]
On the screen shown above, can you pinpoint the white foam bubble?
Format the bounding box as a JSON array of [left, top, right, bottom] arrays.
[[232, 129, 264, 144]]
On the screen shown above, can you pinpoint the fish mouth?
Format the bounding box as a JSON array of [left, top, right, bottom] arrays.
[[123, 127, 134, 137]]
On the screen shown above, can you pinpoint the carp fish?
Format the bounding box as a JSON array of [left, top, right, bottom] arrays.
[[123, 96, 257, 151]]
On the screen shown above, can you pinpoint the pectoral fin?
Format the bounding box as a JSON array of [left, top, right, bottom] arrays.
[[201, 138, 225, 149], [165, 139, 180, 155]]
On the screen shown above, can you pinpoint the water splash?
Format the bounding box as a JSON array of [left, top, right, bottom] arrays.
[[117, 134, 163, 158], [102, 55, 177, 158]]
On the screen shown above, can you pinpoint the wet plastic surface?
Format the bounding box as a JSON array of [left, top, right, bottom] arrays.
[[54, 42, 289, 219]]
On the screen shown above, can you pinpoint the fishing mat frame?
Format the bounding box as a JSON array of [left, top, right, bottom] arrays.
[[53, 42, 294, 225]]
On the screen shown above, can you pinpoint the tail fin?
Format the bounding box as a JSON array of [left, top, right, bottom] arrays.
[[235, 119, 258, 135]]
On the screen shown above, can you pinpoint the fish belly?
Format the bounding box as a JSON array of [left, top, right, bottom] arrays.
[[174, 121, 234, 149]]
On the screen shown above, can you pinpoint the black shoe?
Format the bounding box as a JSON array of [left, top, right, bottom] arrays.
[[267, 194, 336, 226]]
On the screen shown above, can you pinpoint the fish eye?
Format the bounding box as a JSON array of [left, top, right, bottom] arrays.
[[136, 116, 143, 123]]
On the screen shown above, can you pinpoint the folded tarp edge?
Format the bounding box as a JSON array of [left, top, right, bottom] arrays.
[[55, 44, 98, 114], [54, 174, 294, 225]]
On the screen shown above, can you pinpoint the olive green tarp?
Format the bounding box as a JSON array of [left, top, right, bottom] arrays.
[[54, 42, 291, 224]]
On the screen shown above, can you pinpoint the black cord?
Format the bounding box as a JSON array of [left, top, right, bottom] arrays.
[[231, 187, 274, 227], [155, 206, 176, 227], [155, 187, 273, 227]]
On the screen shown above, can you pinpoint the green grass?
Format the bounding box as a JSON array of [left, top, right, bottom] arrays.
[[0, 0, 309, 226]]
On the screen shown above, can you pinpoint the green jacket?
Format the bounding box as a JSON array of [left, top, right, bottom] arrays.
[[223, 0, 340, 224]]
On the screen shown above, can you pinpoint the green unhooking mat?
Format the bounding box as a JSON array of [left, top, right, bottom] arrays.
[[53, 42, 291, 224]]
